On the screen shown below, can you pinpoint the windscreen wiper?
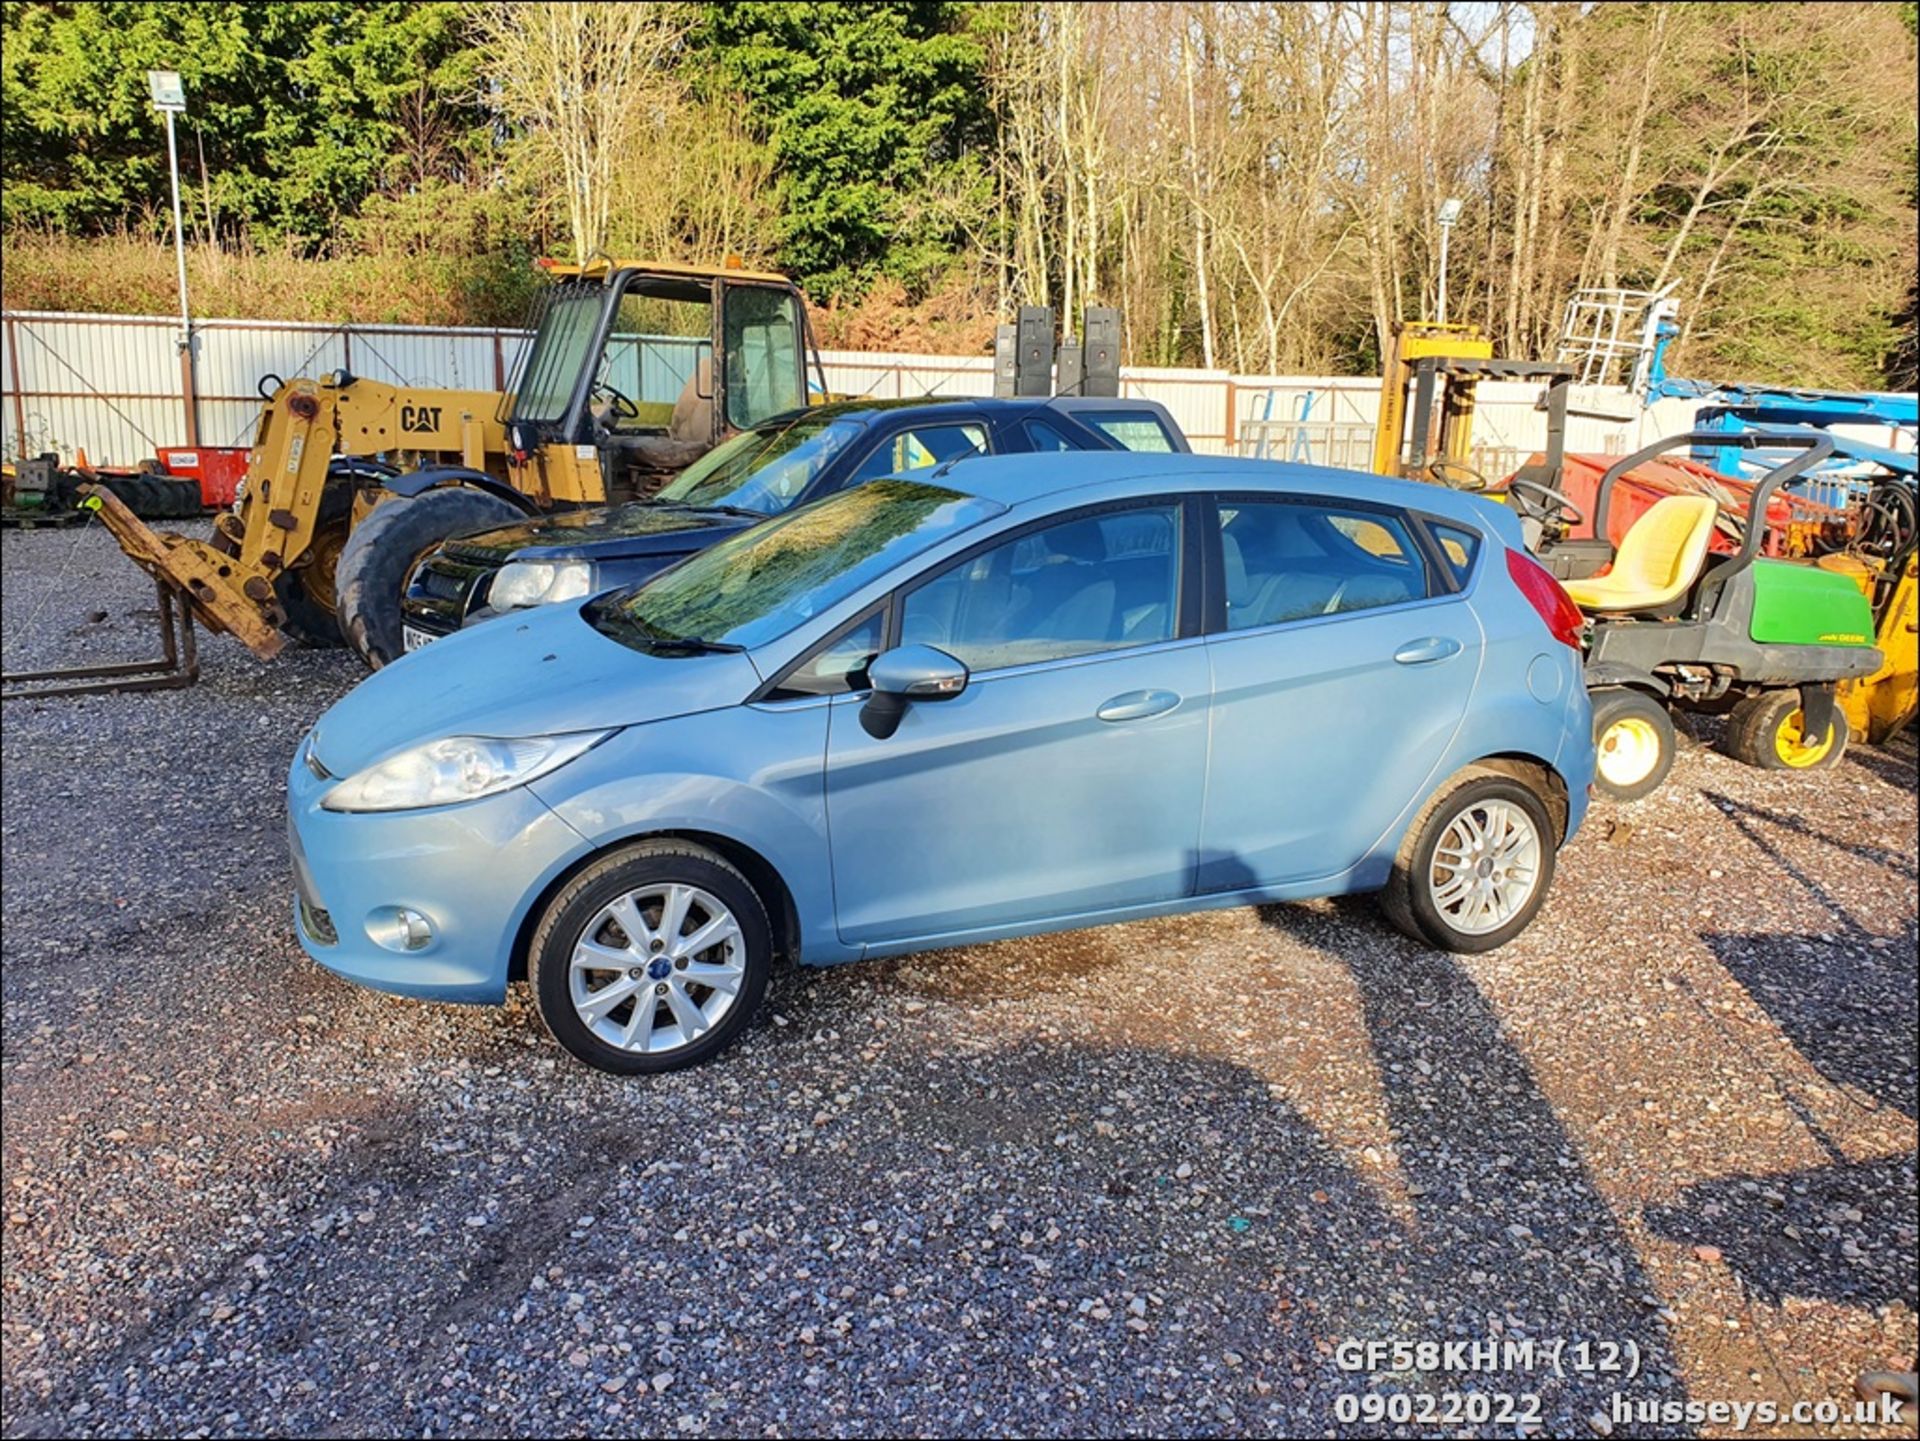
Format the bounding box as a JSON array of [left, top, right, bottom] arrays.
[[644, 636, 745, 655]]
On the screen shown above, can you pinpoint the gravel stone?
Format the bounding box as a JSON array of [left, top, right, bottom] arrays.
[[2, 523, 1914, 1437]]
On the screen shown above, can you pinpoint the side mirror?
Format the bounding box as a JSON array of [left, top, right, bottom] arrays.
[[694, 351, 713, 400], [859, 644, 969, 739]]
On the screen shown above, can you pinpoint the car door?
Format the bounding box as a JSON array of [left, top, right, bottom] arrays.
[[823, 498, 1209, 946], [1198, 495, 1480, 890]]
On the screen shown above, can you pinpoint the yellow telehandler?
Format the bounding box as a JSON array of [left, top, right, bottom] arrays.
[[61, 258, 823, 682]]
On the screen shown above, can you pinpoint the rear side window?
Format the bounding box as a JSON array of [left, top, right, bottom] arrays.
[[1023, 418, 1080, 452], [1428, 522, 1482, 586], [1214, 499, 1431, 631], [1079, 410, 1176, 453]]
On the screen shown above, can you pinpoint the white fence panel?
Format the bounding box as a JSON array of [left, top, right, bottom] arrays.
[[7, 308, 1744, 476]]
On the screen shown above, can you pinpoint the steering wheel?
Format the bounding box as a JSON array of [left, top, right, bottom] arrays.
[[1428, 458, 1490, 492], [1503, 476, 1587, 530], [591, 381, 640, 420]]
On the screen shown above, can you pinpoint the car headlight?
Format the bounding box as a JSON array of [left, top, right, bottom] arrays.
[[490, 559, 594, 610], [321, 731, 610, 813]]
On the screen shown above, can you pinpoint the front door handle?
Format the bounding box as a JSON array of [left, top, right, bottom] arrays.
[[1096, 688, 1181, 722], [1393, 636, 1463, 665]]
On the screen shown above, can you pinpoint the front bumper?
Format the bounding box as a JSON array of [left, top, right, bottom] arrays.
[[287, 740, 591, 1003]]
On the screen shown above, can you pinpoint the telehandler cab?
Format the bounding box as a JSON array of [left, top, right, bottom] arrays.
[[63, 259, 822, 683]]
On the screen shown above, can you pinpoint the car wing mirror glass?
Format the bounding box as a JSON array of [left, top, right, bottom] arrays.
[[859, 644, 969, 739]]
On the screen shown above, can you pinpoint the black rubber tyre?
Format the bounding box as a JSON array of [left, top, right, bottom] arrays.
[[1589, 687, 1676, 802], [271, 480, 356, 648], [1723, 688, 1849, 772], [334, 487, 522, 668], [99, 473, 196, 518], [527, 841, 773, 1075], [1377, 768, 1559, 954]]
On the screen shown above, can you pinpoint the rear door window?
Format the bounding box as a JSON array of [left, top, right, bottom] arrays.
[[1213, 500, 1432, 631]]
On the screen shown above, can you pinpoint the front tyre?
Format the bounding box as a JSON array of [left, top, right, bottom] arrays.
[[528, 841, 772, 1074], [1378, 771, 1558, 954], [334, 487, 523, 668], [1589, 687, 1676, 801]]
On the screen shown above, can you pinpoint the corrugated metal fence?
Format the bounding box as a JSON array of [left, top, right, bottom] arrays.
[[2, 309, 1695, 470]]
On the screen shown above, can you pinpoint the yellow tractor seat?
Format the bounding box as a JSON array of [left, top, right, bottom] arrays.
[[1563, 494, 1721, 613]]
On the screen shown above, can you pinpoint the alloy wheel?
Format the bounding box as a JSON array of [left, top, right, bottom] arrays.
[[568, 883, 746, 1055], [1426, 799, 1544, 937]]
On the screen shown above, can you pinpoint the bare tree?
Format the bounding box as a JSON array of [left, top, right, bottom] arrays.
[[475, 1, 693, 263]]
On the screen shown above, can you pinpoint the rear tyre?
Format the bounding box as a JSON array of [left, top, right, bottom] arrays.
[[1589, 687, 1676, 801], [1378, 769, 1558, 954], [271, 480, 356, 648], [528, 841, 773, 1074], [334, 486, 523, 668], [1723, 688, 1848, 772]]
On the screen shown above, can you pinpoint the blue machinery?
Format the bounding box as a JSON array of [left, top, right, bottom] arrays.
[[1635, 298, 1917, 502]]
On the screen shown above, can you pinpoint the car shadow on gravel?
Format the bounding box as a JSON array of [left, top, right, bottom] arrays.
[[1700, 921, 1917, 1118], [1256, 900, 1692, 1424], [1698, 788, 1917, 1118], [1644, 1152, 1919, 1309]]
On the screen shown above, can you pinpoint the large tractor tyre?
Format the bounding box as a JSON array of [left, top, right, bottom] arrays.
[[1723, 688, 1849, 773], [271, 480, 357, 649], [97, 474, 198, 519], [1590, 687, 1677, 802], [335, 487, 524, 668]]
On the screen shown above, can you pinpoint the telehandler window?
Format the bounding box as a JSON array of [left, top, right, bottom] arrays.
[[724, 287, 805, 430]]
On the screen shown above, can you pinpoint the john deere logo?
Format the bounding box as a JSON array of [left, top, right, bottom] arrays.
[[400, 404, 443, 434], [1819, 632, 1867, 644]]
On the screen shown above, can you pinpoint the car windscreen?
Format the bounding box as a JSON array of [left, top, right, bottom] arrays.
[[654, 416, 865, 515], [586, 480, 1005, 653]]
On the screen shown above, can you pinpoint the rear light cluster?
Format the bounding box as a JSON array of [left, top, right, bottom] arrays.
[[1504, 547, 1584, 649]]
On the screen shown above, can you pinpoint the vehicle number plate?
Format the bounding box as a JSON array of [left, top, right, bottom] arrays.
[[402, 626, 435, 653]]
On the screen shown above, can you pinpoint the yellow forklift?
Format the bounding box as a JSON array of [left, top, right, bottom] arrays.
[[4, 259, 822, 696]]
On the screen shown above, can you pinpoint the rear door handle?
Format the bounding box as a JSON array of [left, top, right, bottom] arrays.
[[1393, 637, 1463, 665], [1096, 688, 1181, 722]]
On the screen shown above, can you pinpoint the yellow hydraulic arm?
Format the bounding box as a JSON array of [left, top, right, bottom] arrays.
[[87, 374, 506, 660]]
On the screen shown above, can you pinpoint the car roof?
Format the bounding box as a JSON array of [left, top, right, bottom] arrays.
[[762, 394, 1175, 428], [930, 451, 1514, 533]]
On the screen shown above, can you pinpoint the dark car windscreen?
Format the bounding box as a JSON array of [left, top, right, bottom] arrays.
[[654, 416, 864, 515], [587, 480, 1005, 653]]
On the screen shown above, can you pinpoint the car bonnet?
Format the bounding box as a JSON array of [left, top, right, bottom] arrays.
[[306, 602, 759, 778]]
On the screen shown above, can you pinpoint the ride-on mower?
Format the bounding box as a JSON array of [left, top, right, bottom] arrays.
[[1500, 430, 1911, 800], [9, 259, 822, 696]]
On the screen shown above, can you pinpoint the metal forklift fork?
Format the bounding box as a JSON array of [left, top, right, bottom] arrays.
[[2, 576, 199, 700]]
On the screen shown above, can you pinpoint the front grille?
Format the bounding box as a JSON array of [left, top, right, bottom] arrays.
[[404, 552, 500, 631], [298, 895, 338, 946]]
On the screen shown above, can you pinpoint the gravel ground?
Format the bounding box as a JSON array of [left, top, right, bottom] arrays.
[[3, 522, 1915, 1439]]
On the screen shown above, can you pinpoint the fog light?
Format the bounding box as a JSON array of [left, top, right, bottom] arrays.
[[368, 906, 436, 953]]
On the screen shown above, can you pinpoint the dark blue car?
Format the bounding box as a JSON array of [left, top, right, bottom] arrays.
[[399, 394, 1188, 649]]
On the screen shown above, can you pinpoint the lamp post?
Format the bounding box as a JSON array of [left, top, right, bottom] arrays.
[[147, 69, 197, 444], [1435, 196, 1463, 326]]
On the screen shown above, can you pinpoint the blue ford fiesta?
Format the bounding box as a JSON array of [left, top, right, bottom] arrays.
[[289, 453, 1594, 1073]]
